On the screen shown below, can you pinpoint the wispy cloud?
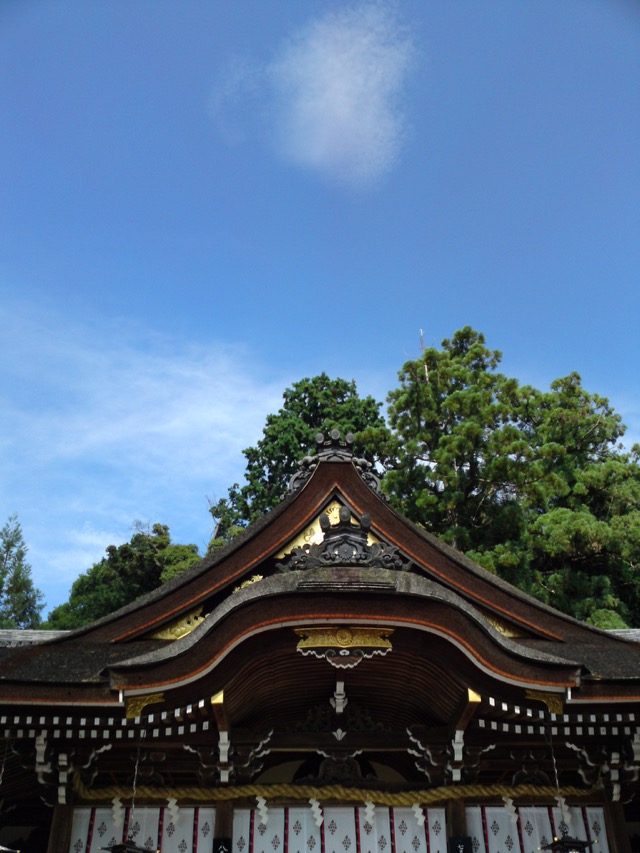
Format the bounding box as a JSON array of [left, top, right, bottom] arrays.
[[269, 3, 414, 188], [209, 2, 415, 189], [0, 302, 287, 610]]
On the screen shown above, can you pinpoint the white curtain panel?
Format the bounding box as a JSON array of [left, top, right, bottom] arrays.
[[71, 803, 609, 853], [287, 806, 324, 853], [69, 806, 216, 853], [232, 807, 447, 853], [465, 806, 609, 853], [373, 806, 447, 853]]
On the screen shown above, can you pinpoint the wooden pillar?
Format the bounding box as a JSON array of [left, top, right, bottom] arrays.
[[603, 800, 631, 853], [446, 798, 467, 838], [214, 800, 235, 853], [46, 804, 74, 853]]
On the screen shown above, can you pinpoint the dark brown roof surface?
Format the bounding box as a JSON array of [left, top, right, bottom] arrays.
[[0, 639, 165, 683], [0, 456, 637, 699]]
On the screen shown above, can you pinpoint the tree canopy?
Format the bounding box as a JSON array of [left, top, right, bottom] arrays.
[[208, 373, 385, 543], [376, 327, 640, 627], [0, 515, 44, 628], [37, 334, 640, 630], [45, 524, 200, 629]]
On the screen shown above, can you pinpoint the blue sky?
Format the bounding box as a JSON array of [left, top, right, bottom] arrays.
[[1, 0, 639, 614]]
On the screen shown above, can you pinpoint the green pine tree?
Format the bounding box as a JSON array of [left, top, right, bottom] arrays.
[[208, 373, 385, 544], [0, 515, 44, 628]]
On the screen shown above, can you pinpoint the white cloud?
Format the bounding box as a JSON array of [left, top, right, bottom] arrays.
[[269, 3, 414, 188], [0, 303, 287, 610], [208, 2, 415, 189]]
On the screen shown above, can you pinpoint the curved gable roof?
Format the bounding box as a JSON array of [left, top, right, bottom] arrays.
[[2, 436, 636, 706]]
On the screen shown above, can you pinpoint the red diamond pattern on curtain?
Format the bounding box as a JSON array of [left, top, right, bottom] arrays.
[[69, 807, 216, 853], [465, 806, 609, 853], [232, 807, 446, 853]]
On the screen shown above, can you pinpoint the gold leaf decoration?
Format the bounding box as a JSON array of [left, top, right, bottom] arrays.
[[525, 689, 564, 715], [233, 574, 264, 593], [150, 608, 205, 641], [276, 500, 380, 558], [295, 626, 393, 669], [125, 693, 164, 719], [484, 614, 527, 638], [295, 626, 393, 650]]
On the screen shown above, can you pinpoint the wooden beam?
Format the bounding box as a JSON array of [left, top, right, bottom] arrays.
[[449, 688, 481, 738], [212, 690, 229, 731]]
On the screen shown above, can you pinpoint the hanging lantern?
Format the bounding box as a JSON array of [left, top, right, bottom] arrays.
[[540, 833, 593, 853]]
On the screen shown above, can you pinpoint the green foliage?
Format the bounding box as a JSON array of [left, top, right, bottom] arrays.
[[45, 524, 200, 629], [159, 542, 202, 583], [41, 333, 640, 629], [207, 522, 245, 554], [208, 483, 247, 548], [376, 327, 640, 626], [209, 373, 385, 540], [381, 327, 530, 552], [0, 515, 44, 628], [586, 609, 629, 630]]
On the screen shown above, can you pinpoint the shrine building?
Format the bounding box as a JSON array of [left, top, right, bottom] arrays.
[[0, 432, 638, 853]]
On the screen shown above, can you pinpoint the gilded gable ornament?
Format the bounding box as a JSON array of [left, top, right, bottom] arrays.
[[277, 505, 410, 571], [233, 574, 264, 593], [483, 613, 527, 638], [276, 500, 383, 559], [125, 693, 164, 719], [295, 626, 393, 668], [525, 689, 564, 715], [150, 608, 205, 641]]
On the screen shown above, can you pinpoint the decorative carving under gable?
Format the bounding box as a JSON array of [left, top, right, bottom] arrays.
[[184, 729, 273, 784], [510, 749, 552, 786], [288, 699, 386, 733], [14, 735, 114, 806], [483, 613, 528, 639], [278, 505, 410, 572], [351, 455, 388, 501], [125, 693, 165, 719], [524, 689, 564, 715], [233, 574, 264, 592], [150, 608, 205, 640], [285, 430, 387, 500], [276, 500, 384, 560], [128, 748, 167, 786], [295, 626, 393, 669], [567, 734, 640, 802], [296, 754, 381, 787], [407, 727, 495, 787], [406, 728, 448, 786]]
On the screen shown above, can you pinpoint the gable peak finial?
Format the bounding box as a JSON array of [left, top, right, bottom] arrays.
[[285, 430, 387, 500], [315, 430, 355, 461]]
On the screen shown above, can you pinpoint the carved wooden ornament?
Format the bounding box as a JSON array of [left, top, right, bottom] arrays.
[[295, 626, 393, 668]]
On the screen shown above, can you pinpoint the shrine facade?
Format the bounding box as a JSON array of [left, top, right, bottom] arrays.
[[0, 433, 638, 853]]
